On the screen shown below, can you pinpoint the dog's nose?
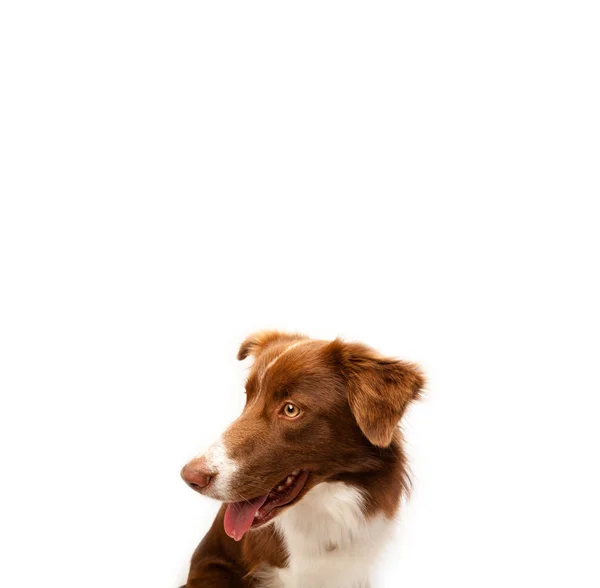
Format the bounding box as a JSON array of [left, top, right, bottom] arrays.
[[181, 457, 214, 492]]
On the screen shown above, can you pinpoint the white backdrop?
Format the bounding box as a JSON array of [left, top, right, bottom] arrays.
[[1, 2, 599, 587]]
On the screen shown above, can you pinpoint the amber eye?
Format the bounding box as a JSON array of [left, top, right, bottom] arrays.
[[282, 403, 300, 418]]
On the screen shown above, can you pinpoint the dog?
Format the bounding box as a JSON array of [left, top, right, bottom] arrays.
[[180, 331, 425, 587]]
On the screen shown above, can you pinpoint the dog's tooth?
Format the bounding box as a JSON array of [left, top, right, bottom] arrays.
[[292, 470, 299, 476], [255, 511, 259, 518], [277, 485, 284, 491], [286, 476, 293, 484]]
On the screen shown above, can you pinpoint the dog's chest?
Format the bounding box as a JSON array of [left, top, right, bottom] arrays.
[[256, 482, 394, 588]]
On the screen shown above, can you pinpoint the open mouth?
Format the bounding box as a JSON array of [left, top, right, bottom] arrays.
[[223, 470, 310, 541]]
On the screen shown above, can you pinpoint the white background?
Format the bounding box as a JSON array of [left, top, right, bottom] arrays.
[[1, 2, 599, 587]]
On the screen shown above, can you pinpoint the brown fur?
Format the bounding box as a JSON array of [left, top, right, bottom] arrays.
[[183, 331, 425, 587]]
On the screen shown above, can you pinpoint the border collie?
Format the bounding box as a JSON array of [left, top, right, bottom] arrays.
[[181, 331, 424, 587]]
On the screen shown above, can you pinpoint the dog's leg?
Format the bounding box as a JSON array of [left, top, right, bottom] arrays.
[[184, 505, 252, 587], [185, 561, 248, 587]]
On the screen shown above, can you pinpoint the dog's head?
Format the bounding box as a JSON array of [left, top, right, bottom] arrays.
[[181, 331, 424, 541]]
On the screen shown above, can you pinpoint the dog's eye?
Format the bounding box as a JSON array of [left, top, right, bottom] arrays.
[[282, 403, 300, 418]]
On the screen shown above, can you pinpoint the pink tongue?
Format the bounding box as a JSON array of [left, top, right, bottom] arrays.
[[224, 493, 270, 541]]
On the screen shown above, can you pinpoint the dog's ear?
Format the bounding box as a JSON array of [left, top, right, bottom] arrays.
[[237, 330, 307, 360], [328, 340, 425, 447]]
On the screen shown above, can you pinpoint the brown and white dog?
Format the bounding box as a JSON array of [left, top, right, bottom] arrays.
[[180, 331, 425, 588]]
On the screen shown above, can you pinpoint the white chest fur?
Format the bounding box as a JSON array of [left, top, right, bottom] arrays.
[[257, 482, 394, 588]]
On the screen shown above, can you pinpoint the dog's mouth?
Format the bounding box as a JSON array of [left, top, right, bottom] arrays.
[[223, 470, 310, 541]]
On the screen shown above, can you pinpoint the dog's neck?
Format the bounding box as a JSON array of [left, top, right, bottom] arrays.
[[263, 481, 394, 588]]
